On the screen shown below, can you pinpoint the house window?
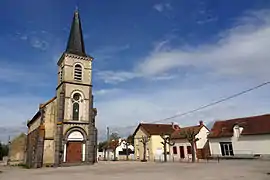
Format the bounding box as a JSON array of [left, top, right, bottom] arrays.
[[172, 146, 177, 154], [74, 64, 82, 81], [220, 142, 234, 156], [187, 146, 192, 154]]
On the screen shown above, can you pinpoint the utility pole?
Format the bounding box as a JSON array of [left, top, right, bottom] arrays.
[[161, 134, 175, 162], [7, 135, 11, 166], [106, 127, 110, 160]]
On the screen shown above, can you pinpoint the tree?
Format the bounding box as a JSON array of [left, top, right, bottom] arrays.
[[126, 134, 134, 145], [140, 136, 150, 162], [101, 141, 109, 160], [98, 141, 107, 152], [97, 141, 108, 160], [110, 132, 120, 140], [180, 129, 199, 163], [0, 142, 9, 161], [160, 134, 175, 162], [109, 133, 120, 161], [123, 140, 130, 161]]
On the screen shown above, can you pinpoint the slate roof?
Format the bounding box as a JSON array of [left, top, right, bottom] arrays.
[[65, 10, 87, 57], [208, 114, 270, 138]]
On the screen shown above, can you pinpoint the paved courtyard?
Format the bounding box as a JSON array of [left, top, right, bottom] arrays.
[[1, 160, 270, 180]]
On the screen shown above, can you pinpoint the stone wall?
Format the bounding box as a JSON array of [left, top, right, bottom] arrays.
[[26, 125, 45, 168], [9, 133, 27, 165], [43, 98, 57, 165]]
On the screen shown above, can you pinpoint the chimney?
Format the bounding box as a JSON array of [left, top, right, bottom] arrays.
[[199, 121, 203, 126], [172, 122, 180, 130]]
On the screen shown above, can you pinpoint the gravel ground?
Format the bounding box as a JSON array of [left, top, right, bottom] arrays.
[[0, 160, 270, 180]]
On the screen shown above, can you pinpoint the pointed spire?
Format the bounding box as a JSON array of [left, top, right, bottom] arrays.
[[66, 9, 86, 56]]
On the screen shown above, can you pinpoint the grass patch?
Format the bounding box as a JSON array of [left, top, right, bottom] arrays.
[[18, 163, 30, 169]]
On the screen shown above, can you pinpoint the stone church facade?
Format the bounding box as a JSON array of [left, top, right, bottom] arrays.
[[26, 10, 97, 168]]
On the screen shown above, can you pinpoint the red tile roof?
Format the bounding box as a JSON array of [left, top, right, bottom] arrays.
[[133, 123, 176, 136], [208, 114, 270, 138], [171, 125, 204, 139]]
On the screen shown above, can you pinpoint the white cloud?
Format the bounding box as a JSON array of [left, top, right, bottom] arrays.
[[94, 10, 270, 139], [92, 44, 130, 62], [2, 9, 270, 142], [14, 31, 50, 50], [95, 80, 270, 138], [153, 3, 172, 12], [94, 88, 122, 96], [95, 70, 140, 84], [97, 10, 270, 84], [30, 37, 49, 50], [0, 95, 45, 126], [0, 95, 44, 143], [137, 11, 270, 80]]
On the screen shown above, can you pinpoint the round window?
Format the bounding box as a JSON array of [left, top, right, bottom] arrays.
[[73, 93, 81, 101]]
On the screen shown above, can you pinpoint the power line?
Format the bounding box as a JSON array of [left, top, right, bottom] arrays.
[[152, 81, 270, 123], [113, 81, 270, 130]]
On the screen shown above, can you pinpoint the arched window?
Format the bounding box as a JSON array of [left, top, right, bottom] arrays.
[[73, 102, 79, 120], [74, 64, 82, 81], [72, 93, 81, 121]]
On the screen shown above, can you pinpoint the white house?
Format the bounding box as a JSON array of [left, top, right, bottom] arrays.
[[97, 139, 135, 161], [115, 139, 135, 160], [170, 121, 210, 161], [208, 114, 270, 159]]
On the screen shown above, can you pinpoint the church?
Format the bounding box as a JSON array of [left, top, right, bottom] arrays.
[[25, 10, 98, 168]]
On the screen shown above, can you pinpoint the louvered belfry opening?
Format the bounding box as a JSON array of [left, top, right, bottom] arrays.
[[74, 64, 82, 81]]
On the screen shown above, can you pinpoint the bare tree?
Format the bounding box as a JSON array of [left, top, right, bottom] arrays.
[[180, 129, 199, 163], [110, 133, 120, 161], [161, 134, 175, 162], [123, 141, 130, 161], [140, 136, 150, 162], [124, 134, 134, 160]]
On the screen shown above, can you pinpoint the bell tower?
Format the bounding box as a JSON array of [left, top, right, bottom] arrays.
[[54, 10, 97, 166]]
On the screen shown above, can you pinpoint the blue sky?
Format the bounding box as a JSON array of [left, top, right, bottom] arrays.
[[1, 0, 270, 141]]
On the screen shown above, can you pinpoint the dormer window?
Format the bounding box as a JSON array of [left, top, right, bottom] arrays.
[[233, 124, 244, 138], [74, 64, 82, 81]]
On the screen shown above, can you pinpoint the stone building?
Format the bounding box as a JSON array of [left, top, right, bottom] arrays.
[[26, 10, 97, 168], [8, 133, 27, 165]]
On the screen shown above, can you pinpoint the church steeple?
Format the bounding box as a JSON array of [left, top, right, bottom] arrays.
[[65, 10, 86, 56]]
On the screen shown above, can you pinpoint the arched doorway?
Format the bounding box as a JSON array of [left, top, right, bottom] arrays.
[[64, 131, 85, 163]]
